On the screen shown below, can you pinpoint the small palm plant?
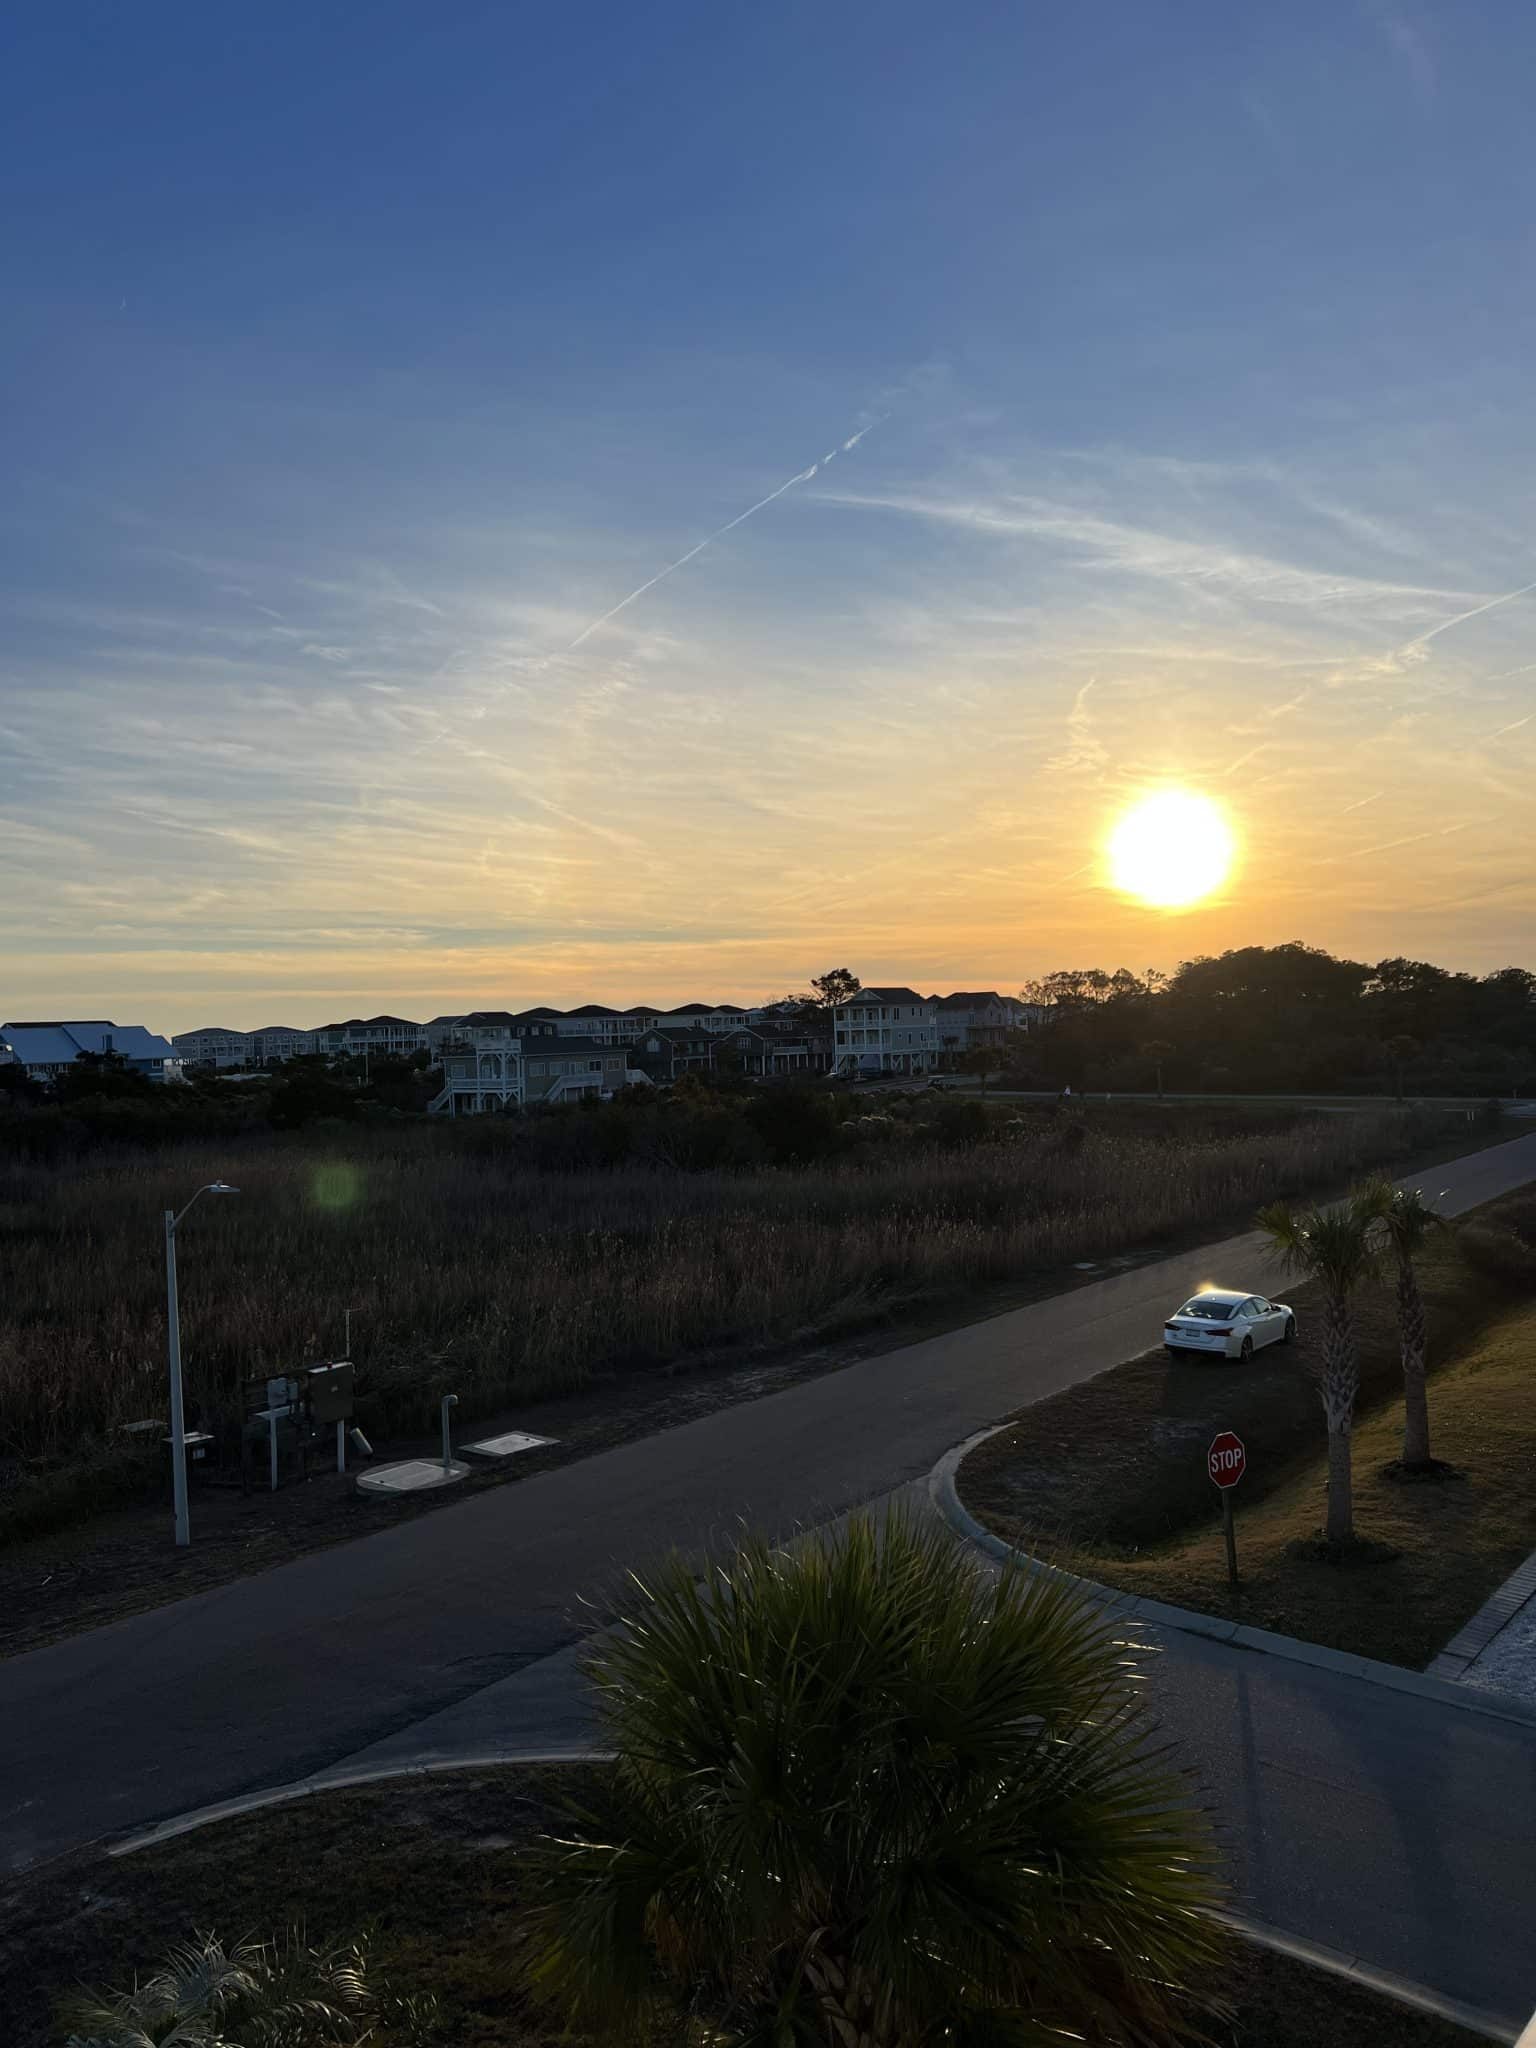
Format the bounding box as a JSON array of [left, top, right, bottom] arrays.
[[1359, 1179, 1447, 1471], [1256, 1194, 1378, 1547], [57, 1930, 377, 2048], [520, 1511, 1227, 2045]]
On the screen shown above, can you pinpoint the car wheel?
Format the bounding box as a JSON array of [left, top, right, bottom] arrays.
[[1165, 1344, 1184, 1358], [1283, 1316, 1296, 1344], [1239, 1335, 1254, 1362]]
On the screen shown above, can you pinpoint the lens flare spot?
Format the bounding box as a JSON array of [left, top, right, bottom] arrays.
[[310, 1162, 364, 1213], [1107, 789, 1236, 909]]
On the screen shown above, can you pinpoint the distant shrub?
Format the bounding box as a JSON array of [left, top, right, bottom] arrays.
[[933, 1095, 989, 1144], [1486, 1188, 1536, 1244], [1458, 1224, 1536, 1291], [268, 1071, 359, 1129]]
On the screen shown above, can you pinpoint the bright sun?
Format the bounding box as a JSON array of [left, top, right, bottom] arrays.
[[1107, 789, 1236, 909]]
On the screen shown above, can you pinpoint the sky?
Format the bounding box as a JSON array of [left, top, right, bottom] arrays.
[[3, 3, 1534, 1032]]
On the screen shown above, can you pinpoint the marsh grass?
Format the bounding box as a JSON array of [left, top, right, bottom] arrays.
[[0, 1108, 1443, 1469]]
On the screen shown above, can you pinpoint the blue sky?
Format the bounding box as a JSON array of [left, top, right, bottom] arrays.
[[3, 2, 1534, 1027]]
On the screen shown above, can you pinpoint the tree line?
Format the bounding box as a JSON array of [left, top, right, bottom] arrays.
[[1013, 941, 1536, 1097]]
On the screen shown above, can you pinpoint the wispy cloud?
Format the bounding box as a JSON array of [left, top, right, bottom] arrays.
[[1365, 0, 1437, 103], [7, 395, 1532, 1021], [1319, 573, 1536, 698], [818, 487, 1469, 621], [1046, 678, 1107, 774]]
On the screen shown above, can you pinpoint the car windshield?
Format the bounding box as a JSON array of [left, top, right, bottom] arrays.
[[1178, 1298, 1238, 1320]]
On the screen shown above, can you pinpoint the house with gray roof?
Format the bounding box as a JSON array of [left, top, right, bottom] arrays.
[[1, 1020, 177, 1085], [829, 987, 941, 1077]]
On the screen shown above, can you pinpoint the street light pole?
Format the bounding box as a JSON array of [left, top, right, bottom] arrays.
[[165, 1206, 189, 1547], [164, 1181, 239, 1548]]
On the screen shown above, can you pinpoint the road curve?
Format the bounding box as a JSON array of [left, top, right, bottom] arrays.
[[4, 1133, 1536, 2012]]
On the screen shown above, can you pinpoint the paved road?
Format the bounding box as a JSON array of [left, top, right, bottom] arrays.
[[299, 1534, 1536, 2032], [5, 1133, 1536, 2018]]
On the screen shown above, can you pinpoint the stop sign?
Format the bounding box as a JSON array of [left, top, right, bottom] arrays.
[[1208, 1431, 1246, 1490]]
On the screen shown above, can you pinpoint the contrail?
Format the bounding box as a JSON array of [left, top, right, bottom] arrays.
[[564, 417, 885, 651], [1351, 821, 1472, 860], [1414, 574, 1536, 649], [1222, 741, 1271, 774], [1486, 711, 1533, 740]]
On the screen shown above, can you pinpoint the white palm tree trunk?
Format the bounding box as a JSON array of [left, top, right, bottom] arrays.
[[1397, 1255, 1431, 1468], [1319, 1291, 1358, 1547]]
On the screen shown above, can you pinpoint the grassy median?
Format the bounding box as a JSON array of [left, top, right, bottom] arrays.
[[959, 1190, 1536, 1669]]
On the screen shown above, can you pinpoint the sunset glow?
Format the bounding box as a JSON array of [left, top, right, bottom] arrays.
[[3, 9, 1535, 1028]]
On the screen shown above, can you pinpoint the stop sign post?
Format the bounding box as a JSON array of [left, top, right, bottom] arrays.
[[1208, 1431, 1246, 1588]]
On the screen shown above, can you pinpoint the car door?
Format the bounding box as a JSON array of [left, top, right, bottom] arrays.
[[1249, 1297, 1282, 1347]]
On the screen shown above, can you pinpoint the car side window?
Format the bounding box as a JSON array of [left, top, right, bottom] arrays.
[[1238, 1300, 1255, 1318], [1252, 1298, 1269, 1314]]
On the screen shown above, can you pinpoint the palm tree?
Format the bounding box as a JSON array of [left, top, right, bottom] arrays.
[[57, 1930, 379, 2048], [1255, 1196, 1378, 1547], [1142, 1039, 1176, 1100], [1383, 1034, 1420, 1103], [520, 1511, 1226, 2045], [950, 1045, 997, 1096], [1359, 1179, 1446, 1471]]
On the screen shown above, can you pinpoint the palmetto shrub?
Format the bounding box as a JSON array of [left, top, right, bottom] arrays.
[[55, 1929, 438, 2048], [520, 1511, 1226, 2045]]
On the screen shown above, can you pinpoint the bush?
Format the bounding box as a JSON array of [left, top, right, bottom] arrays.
[[1458, 1223, 1536, 1290], [743, 1084, 845, 1164], [268, 1071, 359, 1129], [521, 1511, 1225, 2043], [933, 1094, 990, 1144], [0, 1437, 162, 1546]]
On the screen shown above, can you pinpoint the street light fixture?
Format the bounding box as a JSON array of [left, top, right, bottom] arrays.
[[165, 1181, 239, 1547]]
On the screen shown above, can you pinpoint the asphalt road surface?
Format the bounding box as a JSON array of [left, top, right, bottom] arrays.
[[5, 1132, 1536, 2020]]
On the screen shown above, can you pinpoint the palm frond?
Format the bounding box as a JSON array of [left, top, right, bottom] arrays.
[[521, 1508, 1227, 2043], [1255, 1196, 1377, 1297], [58, 1929, 374, 2048], [1356, 1176, 1449, 1259]]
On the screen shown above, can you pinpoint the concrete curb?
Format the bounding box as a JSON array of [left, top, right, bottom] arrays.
[[1217, 1910, 1520, 2043], [1427, 1546, 1536, 1683], [107, 1748, 613, 1858], [929, 1426, 1536, 1736], [105, 1745, 1520, 2041]]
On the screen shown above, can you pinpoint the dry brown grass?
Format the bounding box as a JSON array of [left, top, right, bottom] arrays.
[[0, 1107, 1450, 1470]]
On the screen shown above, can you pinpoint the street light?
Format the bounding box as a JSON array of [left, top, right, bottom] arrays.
[[165, 1181, 239, 1547]]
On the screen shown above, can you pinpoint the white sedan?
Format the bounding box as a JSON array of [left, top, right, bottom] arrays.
[[1164, 1289, 1296, 1362]]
